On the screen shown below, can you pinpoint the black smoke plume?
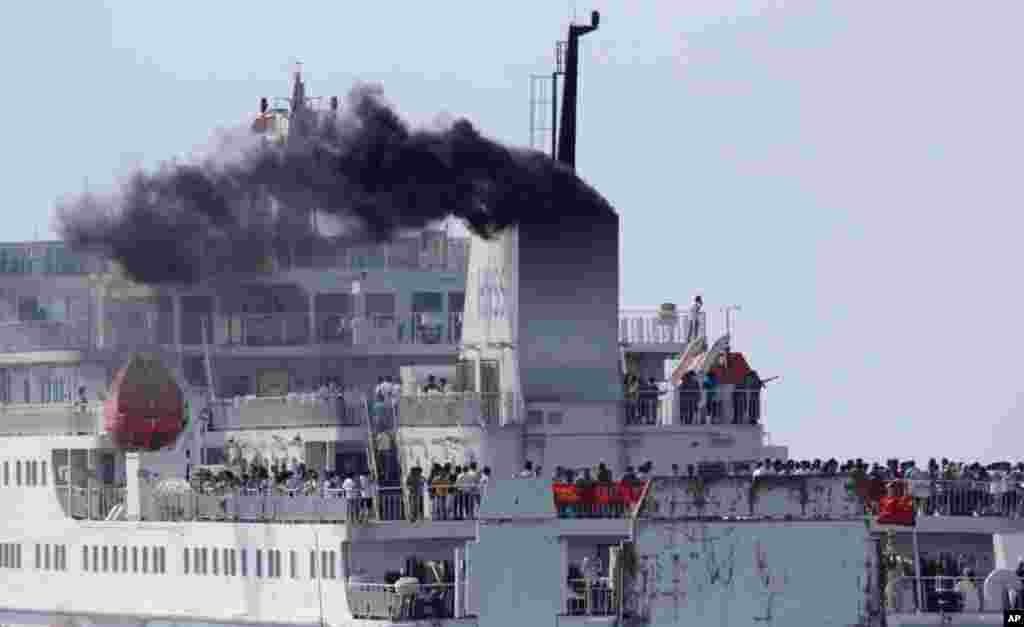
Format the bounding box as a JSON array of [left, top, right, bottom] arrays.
[[54, 83, 615, 284]]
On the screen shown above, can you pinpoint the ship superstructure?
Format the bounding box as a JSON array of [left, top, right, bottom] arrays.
[[1, 12, 1019, 627]]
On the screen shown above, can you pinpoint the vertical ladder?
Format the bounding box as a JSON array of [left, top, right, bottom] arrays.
[[530, 74, 557, 157]]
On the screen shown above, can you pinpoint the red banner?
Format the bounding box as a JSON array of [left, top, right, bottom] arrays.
[[552, 481, 646, 509]]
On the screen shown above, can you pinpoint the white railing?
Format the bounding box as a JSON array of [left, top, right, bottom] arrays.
[[347, 582, 461, 621], [0, 320, 91, 352], [565, 578, 618, 616], [398, 392, 520, 427], [0, 402, 102, 436], [885, 479, 1024, 518], [619, 309, 706, 345], [222, 313, 310, 346], [208, 393, 366, 430], [56, 485, 126, 521], [886, 576, 1000, 614], [318, 313, 463, 347]]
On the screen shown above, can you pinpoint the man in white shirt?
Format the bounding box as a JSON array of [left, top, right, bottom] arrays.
[[752, 462, 766, 478], [518, 461, 535, 478], [458, 463, 481, 518], [342, 474, 361, 523]]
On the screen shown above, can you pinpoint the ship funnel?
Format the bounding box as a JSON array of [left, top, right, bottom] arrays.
[[260, 97, 268, 113]]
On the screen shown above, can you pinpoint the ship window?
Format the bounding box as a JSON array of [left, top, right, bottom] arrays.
[[1, 543, 6, 568], [92, 546, 98, 571], [16, 544, 21, 569], [212, 546, 219, 575], [159, 547, 165, 574], [3, 461, 8, 485], [309, 550, 316, 579], [223, 548, 231, 576], [34, 544, 40, 570], [183, 548, 190, 574], [61, 545, 67, 571], [82, 545, 88, 571], [102, 546, 108, 572], [230, 548, 237, 576], [121, 546, 128, 572], [40, 460, 46, 485], [45, 544, 51, 570], [15, 460, 21, 485], [142, 546, 149, 573], [240, 549, 247, 577], [193, 547, 200, 574], [256, 549, 263, 578], [201, 547, 208, 575], [132, 546, 138, 573], [290, 550, 297, 579], [112, 546, 119, 573]]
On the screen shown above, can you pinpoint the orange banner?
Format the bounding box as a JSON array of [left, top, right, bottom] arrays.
[[553, 481, 646, 508]]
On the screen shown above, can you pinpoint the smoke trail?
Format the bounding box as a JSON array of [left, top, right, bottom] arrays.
[[54, 83, 616, 285]]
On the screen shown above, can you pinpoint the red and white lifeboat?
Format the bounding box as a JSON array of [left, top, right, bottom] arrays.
[[103, 353, 184, 451]]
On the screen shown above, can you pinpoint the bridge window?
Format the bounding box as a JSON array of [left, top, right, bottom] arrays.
[[82, 545, 88, 571], [256, 549, 263, 578], [132, 546, 138, 573], [290, 550, 297, 579], [157, 547, 165, 574], [240, 549, 247, 577], [142, 546, 149, 573], [121, 546, 128, 572], [201, 547, 208, 575], [92, 546, 98, 572], [184, 547, 190, 574], [3, 461, 8, 485], [309, 550, 317, 579], [102, 546, 109, 572], [15, 460, 21, 485], [40, 460, 46, 485], [212, 546, 219, 575], [34, 544, 40, 570]]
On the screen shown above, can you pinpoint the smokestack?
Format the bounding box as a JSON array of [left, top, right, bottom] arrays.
[[260, 98, 268, 114], [556, 10, 600, 170], [330, 96, 339, 112]]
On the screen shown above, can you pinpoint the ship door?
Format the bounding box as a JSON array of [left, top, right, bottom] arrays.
[[480, 359, 500, 418], [257, 369, 289, 396]]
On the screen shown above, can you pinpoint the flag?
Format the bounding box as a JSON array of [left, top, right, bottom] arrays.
[[877, 495, 915, 526], [670, 336, 708, 386], [700, 334, 731, 376]]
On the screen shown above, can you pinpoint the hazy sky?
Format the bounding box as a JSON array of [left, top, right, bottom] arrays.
[[2, 1, 1020, 464]]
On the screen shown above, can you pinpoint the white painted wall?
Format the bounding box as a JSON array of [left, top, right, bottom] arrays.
[[629, 520, 873, 626]]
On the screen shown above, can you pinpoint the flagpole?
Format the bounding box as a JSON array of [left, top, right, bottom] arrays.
[[912, 522, 923, 614]]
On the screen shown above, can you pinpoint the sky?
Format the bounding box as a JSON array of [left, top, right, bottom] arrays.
[[1, 1, 1021, 464]]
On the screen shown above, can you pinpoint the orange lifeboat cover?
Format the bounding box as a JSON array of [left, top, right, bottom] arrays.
[[104, 353, 184, 451]]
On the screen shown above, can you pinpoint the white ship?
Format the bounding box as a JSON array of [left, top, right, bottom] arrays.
[[2, 12, 1022, 627]]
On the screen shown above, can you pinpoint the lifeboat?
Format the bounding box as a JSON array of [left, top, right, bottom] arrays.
[[103, 353, 184, 451]]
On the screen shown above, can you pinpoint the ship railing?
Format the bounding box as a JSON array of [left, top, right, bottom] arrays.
[[886, 576, 1003, 614], [317, 313, 463, 347], [61, 485, 126, 520], [347, 582, 460, 621], [0, 401, 101, 436], [147, 485, 480, 524], [208, 392, 365, 430], [883, 478, 1024, 518], [220, 313, 310, 346], [564, 577, 618, 617], [397, 392, 518, 427], [623, 397, 663, 426], [618, 309, 705, 345]]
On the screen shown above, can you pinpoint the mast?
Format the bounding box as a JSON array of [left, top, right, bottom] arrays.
[[556, 10, 600, 169]]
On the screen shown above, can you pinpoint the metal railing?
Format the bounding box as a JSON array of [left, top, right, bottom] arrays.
[[56, 485, 126, 520], [208, 393, 365, 430], [623, 397, 664, 426], [565, 578, 618, 616], [619, 309, 705, 345], [397, 392, 520, 427], [148, 484, 484, 524], [318, 313, 463, 347], [0, 402, 101, 436], [0, 320, 92, 352], [885, 479, 1024, 518], [221, 313, 310, 346], [886, 576, 1001, 614], [347, 582, 461, 621]]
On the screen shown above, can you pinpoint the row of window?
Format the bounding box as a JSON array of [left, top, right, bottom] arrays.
[[183, 546, 338, 580], [0, 542, 22, 569], [34, 543, 67, 571], [2, 459, 48, 487], [82, 545, 167, 575]]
